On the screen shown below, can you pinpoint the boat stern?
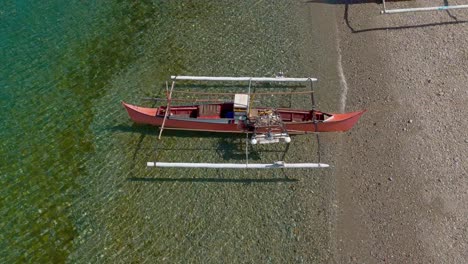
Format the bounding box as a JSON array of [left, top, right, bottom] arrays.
[[122, 101, 159, 124], [322, 109, 366, 132]]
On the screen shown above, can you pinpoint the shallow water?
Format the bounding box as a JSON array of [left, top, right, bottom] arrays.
[[1, 1, 337, 262]]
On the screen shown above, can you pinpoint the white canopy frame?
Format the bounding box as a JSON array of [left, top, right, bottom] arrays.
[[381, 0, 468, 14]]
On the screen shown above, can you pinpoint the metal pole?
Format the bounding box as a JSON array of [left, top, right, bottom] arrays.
[[247, 79, 252, 115], [310, 78, 316, 109], [309, 77, 321, 163], [316, 133, 322, 163], [245, 133, 249, 167], [165, 81, 169, 96], [245, 80, 253, 167]]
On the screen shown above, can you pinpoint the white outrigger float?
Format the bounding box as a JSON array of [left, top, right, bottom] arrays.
[[147, 162, 329, 169], [381, 0, 468, 14], [124, 74, 365, 169]]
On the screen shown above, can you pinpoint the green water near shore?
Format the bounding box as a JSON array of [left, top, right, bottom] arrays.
[[1, 1, 335, 262]]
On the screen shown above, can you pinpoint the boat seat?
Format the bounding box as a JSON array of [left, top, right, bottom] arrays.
[[198, 104, 220, 118]]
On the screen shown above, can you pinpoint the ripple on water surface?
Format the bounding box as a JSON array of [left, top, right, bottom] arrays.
[[1, 1, 333, 263]]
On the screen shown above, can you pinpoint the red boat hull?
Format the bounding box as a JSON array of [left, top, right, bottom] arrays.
[[122, 102, 365, 134]]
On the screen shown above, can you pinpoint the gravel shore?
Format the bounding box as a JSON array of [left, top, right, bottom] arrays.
[[329, 1, 468, 263]]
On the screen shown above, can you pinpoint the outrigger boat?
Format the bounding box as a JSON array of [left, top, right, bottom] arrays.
[[122, 101, 364, 135], [122, 75, 365, 169]]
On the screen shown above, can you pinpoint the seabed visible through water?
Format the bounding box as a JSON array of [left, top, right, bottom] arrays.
[[1, 1, 341, 262]]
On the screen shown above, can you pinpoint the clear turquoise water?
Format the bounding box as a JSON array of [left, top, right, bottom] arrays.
[[1, 1, 335, 262]]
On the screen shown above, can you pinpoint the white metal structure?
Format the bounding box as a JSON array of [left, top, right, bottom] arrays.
[[381, 0, 468, 14]]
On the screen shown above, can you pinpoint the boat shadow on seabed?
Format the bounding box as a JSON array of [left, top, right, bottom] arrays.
[[109, 124, 299, 183], [109, 124, 294, 161], [108, 124, 266, 160], [126, 176, 298, 184]]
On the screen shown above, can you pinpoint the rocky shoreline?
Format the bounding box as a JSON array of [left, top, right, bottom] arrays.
[[331, 2, 468, 263]]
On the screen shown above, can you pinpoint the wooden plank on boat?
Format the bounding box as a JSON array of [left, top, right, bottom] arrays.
[[171, 75, 317, 82], [147, 161, 330, 169]]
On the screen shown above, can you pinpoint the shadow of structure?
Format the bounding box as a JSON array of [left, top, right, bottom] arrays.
[[109, 123, 157, 135], [111, 124, 292, 162], [116, 123, 300, 183], [305, 0, 378, 4], [127, 177, 298, 184], [306, 0, 468, 33], [173, 83, 307, 90]]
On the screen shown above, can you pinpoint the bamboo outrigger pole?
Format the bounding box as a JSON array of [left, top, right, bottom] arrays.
[[147, 162, 330, 169], [171, 76, 317, 82], [158, 80, 175, 140]]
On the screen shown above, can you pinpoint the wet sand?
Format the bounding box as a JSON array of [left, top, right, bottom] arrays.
[[327, 2, 468, 263]]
